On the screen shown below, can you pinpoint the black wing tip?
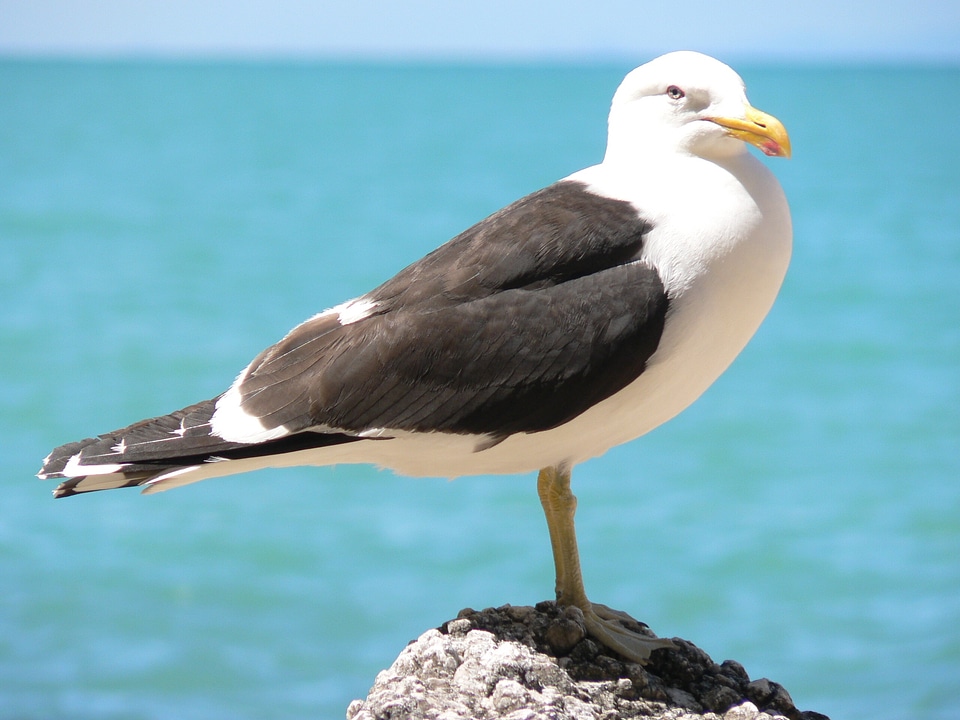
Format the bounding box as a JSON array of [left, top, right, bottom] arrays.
[[39, 438, 95, 478], [52, 483, 78, 499], [51, 476, 85, 499], [50, 474, 150, 499]]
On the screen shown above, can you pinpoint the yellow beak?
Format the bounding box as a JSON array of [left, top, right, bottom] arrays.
[[710, 105, 791, 158]]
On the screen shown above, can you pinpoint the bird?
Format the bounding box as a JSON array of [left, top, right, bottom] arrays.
[[38, 51, 792, 664]]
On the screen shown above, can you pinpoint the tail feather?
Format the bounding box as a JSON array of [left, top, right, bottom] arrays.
[[39, 397, 366, 498]]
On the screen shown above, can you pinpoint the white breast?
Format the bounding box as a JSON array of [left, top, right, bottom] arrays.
[[546, 152, 793, 463]]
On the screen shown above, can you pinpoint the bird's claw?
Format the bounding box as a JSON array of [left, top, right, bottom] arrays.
[[581, 602, 675, 664]]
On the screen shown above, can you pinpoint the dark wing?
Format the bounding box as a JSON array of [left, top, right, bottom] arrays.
[[235, 181, 668, 440], [38, 397, 364, 485], [372, 180, 651, 307], [39, 180, 668, 495]]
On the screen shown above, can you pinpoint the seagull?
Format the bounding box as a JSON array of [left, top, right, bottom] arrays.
[[38, 51, 791, 664]]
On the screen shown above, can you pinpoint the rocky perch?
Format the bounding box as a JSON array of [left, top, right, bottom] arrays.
[[347, 602, 829, 720]]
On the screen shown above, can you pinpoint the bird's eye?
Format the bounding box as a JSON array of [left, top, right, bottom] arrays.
[[666, 85, 685, 100]]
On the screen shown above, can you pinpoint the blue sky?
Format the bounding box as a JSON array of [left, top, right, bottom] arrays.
[[1, 0, 958, 62]]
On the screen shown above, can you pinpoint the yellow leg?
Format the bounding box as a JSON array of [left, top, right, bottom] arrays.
[[537, 465, 675, 664]]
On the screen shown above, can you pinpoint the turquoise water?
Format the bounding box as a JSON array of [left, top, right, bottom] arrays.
[[1, 60, 958, 719]]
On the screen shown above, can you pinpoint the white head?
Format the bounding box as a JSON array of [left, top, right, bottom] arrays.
[[605, 51, 790, 164]]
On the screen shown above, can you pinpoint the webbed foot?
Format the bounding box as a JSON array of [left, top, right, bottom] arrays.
[[582, 602, 675, 663]]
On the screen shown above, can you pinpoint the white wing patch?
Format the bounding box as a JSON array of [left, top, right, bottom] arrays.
[[334, 297, 377, 325], [209, 295, 378, 445], [63, 453, 128, 478], [170, 417, 189, 437], [308, 296, 378, 327], [209, 380, 290, 444]]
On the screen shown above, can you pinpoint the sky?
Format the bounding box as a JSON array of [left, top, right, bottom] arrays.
[[1, 0, 958, 63]]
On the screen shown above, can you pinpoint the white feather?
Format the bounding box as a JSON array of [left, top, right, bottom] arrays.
[[209, 380, 291, 444]]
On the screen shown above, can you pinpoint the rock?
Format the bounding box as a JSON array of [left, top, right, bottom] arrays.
[[347, 602, 829, 720]]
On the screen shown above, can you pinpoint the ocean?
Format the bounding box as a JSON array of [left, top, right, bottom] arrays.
[[1, 59, 957, 719]]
